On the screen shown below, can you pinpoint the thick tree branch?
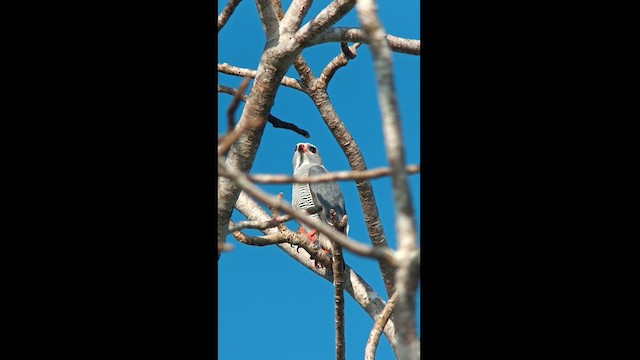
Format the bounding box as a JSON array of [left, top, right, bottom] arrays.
[[357, 1, 420, 359], [218, 0, 243, 33], [224, 164, 421, 184], [234, 192, 398, 354], [365, 292, 398, 360], [219, 156, 398, 266], [217, 41, 300, 250], [280, 0, 312, 35], [294, 0, 356, 49], [307, 27, 420, 55], [255, 0, 280, 41]]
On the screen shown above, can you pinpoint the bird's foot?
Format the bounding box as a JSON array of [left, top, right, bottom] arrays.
[[297, 227, 319, 249]]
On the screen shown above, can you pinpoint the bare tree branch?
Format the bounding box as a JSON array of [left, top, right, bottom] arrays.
[[227, 205, 322, 232], [255, 0, 280, 41], [219, 156, 398, 266], [217, 77, 253, 157], [333, 240, 346, 360], [365, 292, 398, 360], [228, 215, 292, 232], [289, 37, 400, 298], [226, 77, 251, 134], [357, 1, 420, 359], [218, 85, 311, 138], [218, 3, 420, 358], [234, 192, 398, 354], [266, 113, 311, 138], [295, 70, 398, 298], [218, 0, 243, 33], [329, 210, 347, 360], [280, 0, 312, 34], [319, 42, 361, 87], [218, 63, 304, 91], [222, 164, 421, 184], [295, 0, 356, 47], [307, 27, 420, 55]]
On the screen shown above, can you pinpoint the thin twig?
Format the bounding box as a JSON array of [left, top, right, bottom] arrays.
[[364, 292, 399, 360], [218, 85, 310, 138], [218, 78, 254, 156], [232, 218, 333, 268], [218, 0, 243, 33], [234, 191, 398, 353], [228, 204, 322, 232], [341, 42, 357, 59], [267, 113, 310, 138], [227, 77, 251, 135], [228, 215, 292, 232], [270, 193, 288, 232], [319, 42, 361, 88], [218, 63, 304, 91], [330, 210, 346, 360], [220, 164, 421, 184], [333, 241, 346, 360], [219, 156, 398, 266]]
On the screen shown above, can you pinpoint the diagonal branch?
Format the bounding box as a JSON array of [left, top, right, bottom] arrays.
[[319, 42, 361, 87], [234, 191, 398, 354], [295, 0, 356, 48], [291, 43, 397, 299], [218, 0, 243, 33], [219, 156, 398, 266], [218, 84, 310, 138], [365, 292, 398, 360]]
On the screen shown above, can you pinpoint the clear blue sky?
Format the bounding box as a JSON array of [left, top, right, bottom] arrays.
[[218, 1, 420, 359]]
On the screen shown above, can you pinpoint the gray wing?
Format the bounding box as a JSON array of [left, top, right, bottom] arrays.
[[308, 165, 347, 231]]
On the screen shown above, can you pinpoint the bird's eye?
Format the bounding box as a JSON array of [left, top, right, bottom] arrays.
[[309, 146, 317, 153]]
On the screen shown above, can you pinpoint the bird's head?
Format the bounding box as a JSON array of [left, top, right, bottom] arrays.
[[292, 142, 322, 171]]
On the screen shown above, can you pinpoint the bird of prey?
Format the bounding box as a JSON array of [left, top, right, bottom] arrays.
[[291, 142, 348, 265]]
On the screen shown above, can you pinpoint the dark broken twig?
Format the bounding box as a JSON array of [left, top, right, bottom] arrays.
[[218, 84, 310, 138]]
